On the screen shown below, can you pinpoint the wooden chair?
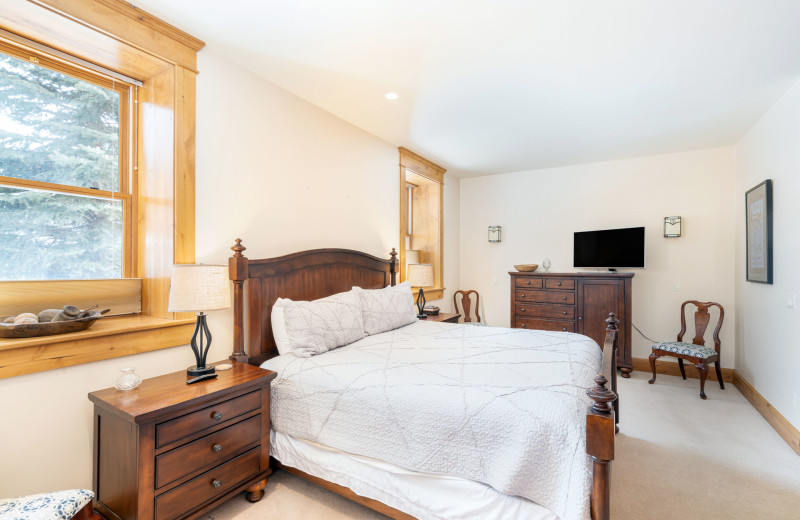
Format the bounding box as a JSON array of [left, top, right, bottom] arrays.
[[648, 300, 724, 399], [453, 290, 482, 325]]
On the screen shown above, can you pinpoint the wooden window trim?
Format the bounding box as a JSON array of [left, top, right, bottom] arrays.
[[399, 147, 445, 301], [0, 0, 205, 378]]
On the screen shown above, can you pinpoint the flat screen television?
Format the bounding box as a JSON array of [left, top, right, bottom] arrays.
[[573, 227, 646, 269]]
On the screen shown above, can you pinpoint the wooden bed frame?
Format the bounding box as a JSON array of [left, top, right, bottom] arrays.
[[228, 239, 618, 520]]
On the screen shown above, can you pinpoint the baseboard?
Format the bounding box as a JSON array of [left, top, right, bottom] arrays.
[[732, 372, 800, 456], [631, 357, 735, 383]]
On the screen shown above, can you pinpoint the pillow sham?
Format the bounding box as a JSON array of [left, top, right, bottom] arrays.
[[352, 280, 417, 335], [271, 298, 291, 355], [281, 290, 365, 357]]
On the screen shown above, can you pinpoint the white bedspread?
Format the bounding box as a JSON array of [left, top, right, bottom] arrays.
[[264, 321, 601, 520]]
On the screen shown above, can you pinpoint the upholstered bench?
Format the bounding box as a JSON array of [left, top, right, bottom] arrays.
[[0, 489, 97, 520]]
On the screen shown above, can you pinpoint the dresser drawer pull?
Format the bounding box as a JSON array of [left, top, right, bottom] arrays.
[[213, 444, 223, 453], [521, 324, 526, 328], [212, 479, 222, 489], [557, 282, 562, 286], [212, 412, 223, 421], [521, 307, 525, 312], [562, 296, 567, 301], [562, 311, 567, 315], [562, 327, 567, 331], [526, 281, 531, 285], [578, 317, 582, 320]]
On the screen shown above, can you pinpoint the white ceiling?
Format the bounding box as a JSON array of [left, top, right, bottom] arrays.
[[133, 1, 800, 176]]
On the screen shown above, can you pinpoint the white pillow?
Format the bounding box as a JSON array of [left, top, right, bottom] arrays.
[[271, 298, 291, 355], [352, 281, 417, 335], [281, 290, 365, 357]]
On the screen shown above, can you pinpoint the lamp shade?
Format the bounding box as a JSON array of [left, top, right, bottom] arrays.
[[407, 263, 434, 288], [168, 264, 231, 312], [405, 250, 420, 265]]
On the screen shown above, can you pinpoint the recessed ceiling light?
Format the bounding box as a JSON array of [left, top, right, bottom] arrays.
[[385, 92, 399, 100]]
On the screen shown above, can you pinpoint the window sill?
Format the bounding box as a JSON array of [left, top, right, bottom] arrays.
[[0, 315, 196, 379]]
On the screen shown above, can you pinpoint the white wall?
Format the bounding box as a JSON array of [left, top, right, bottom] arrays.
[[459, 148, 737, 365], [0, 49, 460, 497], [735, 78, 800, 430]]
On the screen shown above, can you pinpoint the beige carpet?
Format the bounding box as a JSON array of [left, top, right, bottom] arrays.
[[200, 371, 800, 519]]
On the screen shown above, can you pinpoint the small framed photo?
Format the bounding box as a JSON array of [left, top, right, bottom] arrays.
[[745, 179, 773, 284]]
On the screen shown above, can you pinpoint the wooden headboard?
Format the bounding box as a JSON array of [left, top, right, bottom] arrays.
[[228, 239, 397, 366]]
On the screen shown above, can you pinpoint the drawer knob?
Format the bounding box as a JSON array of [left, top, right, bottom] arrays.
[[213, 444, 223, 453], [562, 296, 567, 301], [578, 317, 583, 320], [562, 311, 567, 315], [212, 479, 222, 489], [212, 412, 223, 421], [526, 281, 531, 285], [521, 324, 526, 328], [562, 327, 567, 331], [557, 282, 562, 286], [521, 307, 525, 312]]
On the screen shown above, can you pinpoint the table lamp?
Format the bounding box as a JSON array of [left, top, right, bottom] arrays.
[[168, 264, 231, 376], [407, 263, 434, 319]]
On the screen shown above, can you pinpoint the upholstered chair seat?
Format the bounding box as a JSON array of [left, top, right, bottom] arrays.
[[0, 489, 93, 520], [652, 342, 717, 359]]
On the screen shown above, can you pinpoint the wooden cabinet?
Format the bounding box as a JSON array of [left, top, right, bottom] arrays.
[[510, 272, 633, 377], [88, 362, 277, 519]]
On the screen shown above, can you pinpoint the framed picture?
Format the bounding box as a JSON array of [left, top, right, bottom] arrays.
[[745, 179, 773, 284]]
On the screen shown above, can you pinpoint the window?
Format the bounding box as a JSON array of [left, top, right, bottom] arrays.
[[0, 42, 134, 280], [399, 147, 445, 301]]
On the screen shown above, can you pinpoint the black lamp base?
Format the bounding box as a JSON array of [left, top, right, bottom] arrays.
[[417, 314, 428, 319], [187, 365, 216, 377]]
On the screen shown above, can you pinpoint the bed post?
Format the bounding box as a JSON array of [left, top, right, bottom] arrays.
[[229, 239, 249, 363], [389, 248, 398, 286], [586, 313, 619, 520]]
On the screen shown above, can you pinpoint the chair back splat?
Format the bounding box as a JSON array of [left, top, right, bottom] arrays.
[[453, 290, 481, 324]]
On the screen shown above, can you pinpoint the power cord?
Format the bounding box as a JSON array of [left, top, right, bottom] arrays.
[[632, 323, 659, 344]]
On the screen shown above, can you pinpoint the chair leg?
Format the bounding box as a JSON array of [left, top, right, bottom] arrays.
[[678, 358, 686, 380], [648, 352, 659, 384], [715, 361, 725, 390], [695, 362, 708, 400]]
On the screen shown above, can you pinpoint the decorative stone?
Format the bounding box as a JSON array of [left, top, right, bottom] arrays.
[[14, 313, 38, 324]]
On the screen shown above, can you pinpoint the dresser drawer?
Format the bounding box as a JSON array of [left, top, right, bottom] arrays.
[[155, 448, 260, 520], [544, 278, 575, 290], [156, 415, 261, 489], [515, 290, 575, 305], [515, 318, 575, 333], [156, 390, 262, 448], [514, 277, 543, 289], [515, 304, 575, 320]]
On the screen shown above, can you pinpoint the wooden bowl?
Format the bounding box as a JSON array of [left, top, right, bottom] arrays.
[[0, 310, 109, 339], [514, 264, 539, 272]]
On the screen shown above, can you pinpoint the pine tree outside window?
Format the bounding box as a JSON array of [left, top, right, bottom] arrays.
[[0, 42, 134, 281]]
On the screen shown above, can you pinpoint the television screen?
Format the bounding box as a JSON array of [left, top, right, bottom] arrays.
[[573, 227, 646, 268]]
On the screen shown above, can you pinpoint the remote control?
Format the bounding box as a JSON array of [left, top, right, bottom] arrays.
[[186, 373, 218, 385]]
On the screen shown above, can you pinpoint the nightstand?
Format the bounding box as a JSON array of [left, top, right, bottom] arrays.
[[422, 312, 461, 323], [88, 362, 277, 520]]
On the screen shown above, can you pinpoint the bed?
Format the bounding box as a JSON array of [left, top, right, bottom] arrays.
[[227, 240, 618, 520]]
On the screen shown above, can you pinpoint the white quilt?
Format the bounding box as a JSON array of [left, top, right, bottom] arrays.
[[265, 321, 601, 520]]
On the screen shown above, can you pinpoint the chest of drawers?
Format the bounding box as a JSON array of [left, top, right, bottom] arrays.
[[88, 362, 277, 520], [510, 272, 634, 377]]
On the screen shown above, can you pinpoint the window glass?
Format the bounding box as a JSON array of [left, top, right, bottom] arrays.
[[0, 186, 123, 280], [0, 52, 120, 191]]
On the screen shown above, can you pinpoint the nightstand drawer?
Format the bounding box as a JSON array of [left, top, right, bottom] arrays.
[[515, 304, 575, 319], [544, 278, 575, 290], [156, 390, 261, 448], [516, 318, 575, 332], [515, 290, 575, 305], [514, 277, 543, 289], [156, 415, 261, 488], [155, 447, 260, 520]]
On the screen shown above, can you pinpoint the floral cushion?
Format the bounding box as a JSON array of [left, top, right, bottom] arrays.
[[0, 489, 93, 520], [652, 341, 717, 359]]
